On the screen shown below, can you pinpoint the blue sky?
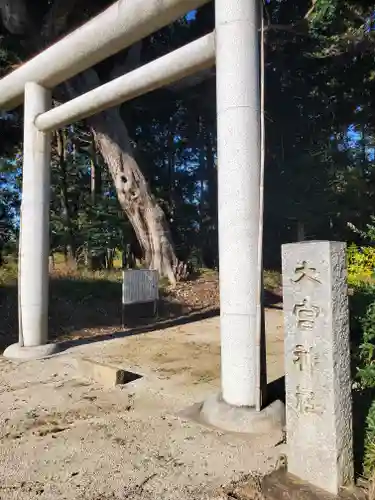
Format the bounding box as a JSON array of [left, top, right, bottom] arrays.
[[347, 125, 375, 161], [186, 10, 197, 21]]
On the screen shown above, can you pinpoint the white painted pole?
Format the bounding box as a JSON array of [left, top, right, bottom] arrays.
[[0, 0, 210, 111], [216, 0, 261, 407], [35, 33, 215, 133], [19, 84, 51, 348]]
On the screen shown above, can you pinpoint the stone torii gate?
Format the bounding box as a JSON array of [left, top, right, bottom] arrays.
[[0, 0, 284, 434]]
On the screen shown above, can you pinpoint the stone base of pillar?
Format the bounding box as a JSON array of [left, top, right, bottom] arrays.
[[3, 342, 60, 361], [200, 393, 285, 439]]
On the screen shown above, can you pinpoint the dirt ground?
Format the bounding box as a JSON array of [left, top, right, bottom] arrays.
[[0, 270, 282, 348], [0, 307, 285, 500]]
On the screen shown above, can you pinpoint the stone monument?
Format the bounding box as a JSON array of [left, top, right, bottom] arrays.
[[281, 241, 353, 495], [122, 269, 159, 326]]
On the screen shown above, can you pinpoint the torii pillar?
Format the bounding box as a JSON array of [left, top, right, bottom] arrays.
[[3, 83, 59, 360], [201, 0, 285, 435]]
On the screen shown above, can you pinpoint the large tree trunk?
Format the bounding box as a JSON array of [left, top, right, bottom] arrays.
[[90, 108, 178, 284], [69, 68, 179, 285], [0, 0, 182, 285]]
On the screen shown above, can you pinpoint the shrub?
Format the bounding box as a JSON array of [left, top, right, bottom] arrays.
[[364, 401, 375, 477], [350, 283, 375, 478], [347, 244, 375, 287], [355, 297, 375, 390], [350, 283, 375, 378]]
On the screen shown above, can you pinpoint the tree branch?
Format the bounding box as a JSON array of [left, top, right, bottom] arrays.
[[110, 41, 143, 80], [42, 0, 79, 41], [263, 0, 318, 37], [311, 30, 375, 59], [263, 0, 372, 59], [263, 23, 310, 36], [304, 0, 318, 21], [346, 5, 367, 23]]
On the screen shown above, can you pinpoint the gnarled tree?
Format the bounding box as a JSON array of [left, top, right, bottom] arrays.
[[0, 0, 181, 284]]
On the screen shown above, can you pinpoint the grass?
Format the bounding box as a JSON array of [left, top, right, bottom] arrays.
[[0, 253, 123, 284], [0, 255, 126, 347], [264, 269, 282, 292], [0, 254, 282, 351], [0, 253, 282, 289], [0, 256, 282, 302], [0, 254, 203, 347]]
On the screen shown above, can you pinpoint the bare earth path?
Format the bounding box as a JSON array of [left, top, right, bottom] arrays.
[[0, 308, 285, 500]]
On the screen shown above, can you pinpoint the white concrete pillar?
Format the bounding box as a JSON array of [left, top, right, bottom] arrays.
[[4, 82, 58, 360], [216, 0, 262, 407]]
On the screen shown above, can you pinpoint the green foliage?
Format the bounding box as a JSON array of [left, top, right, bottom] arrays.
[[350, 283, 375, 477], [357, 304, 375, 389], [1, 0, 375, 475], [0, 256, 17, 285], [347, 244, 375, 286], [1, 0, 375, 272], [47, 126, 130, 265], [349, 217, 375, 243], [364, 401, 375, 477], [309, 0, 340, 28], [350, 282, 375, 388], [0, 159, 20, 257]]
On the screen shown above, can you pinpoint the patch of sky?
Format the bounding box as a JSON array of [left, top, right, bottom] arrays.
[[186, 10, 197, 21]]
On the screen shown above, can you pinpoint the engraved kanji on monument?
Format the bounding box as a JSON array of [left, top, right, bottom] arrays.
[[281, 241, 353, 495]]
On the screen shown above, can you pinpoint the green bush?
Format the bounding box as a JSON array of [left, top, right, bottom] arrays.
[[350, 283, 375, 478], [357, 303, 375, 390], [351, 283, 375, 389], [347, 244, 375, 287], [364, 401, 375, 477], [347, 224, 375, 478]]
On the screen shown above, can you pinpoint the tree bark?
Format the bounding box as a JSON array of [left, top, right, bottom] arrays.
[[88, 137, 107, 271], [68, 68, 179, 285], [90, 107, 178, 284], [55, 129, 77, 267], [202, 129, 218, 269], [0, 0, 181, 285]]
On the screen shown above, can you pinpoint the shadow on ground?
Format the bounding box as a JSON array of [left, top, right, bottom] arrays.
[[264, 289, 283, 309], [0, 274, 282, 350], [0, 277, 199, 349], [266, 376, 286, 406], [59, 307, 220, 351]]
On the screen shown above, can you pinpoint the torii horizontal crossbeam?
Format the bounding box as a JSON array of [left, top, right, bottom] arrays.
[[0, 0, 210, 111], [35, 33, 215, 132]]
